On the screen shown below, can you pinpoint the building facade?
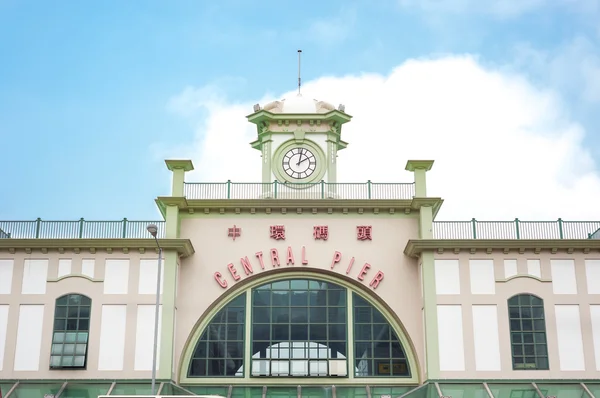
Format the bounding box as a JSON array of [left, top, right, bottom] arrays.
[[1, 94, 600, 398]]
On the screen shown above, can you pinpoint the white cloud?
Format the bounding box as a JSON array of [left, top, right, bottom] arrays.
[[168, 55, 600, 221], [512, 36, 600, 104]]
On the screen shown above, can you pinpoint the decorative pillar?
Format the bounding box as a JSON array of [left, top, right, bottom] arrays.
[[405, 160, 434, 197], [158, 250, 178, 380], [165, 159, 194, 197], [156, 160, 193, 380], [406, 160, 439, 379]]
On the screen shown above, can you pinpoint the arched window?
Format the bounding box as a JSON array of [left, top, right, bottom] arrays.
[[508, 294, 548, 370], [50, 294, 91, 369], [353, 293, 410, 377], [189, 293, 246, 377], [187, 277, 412, 379]]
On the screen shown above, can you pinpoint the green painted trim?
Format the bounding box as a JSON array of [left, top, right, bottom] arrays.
[[165, 159, 194, 172], [405, 160, 434, 172], [165, 160, 193, 197], [246, 109, 352, 127], [0, 238, 194, 257], [419, 206, 434, 240], [404, 239, 600, 258], [420, 252, 439, 380], [178, 269, 420, 385], [271, 139, 327, 184], [158, 251, 178, 380], [157, 197, 442, 215], [405, 160, 434, 197], [165, 205, 180, 239]]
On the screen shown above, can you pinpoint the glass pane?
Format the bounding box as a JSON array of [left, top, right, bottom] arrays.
[[536, 383, 586, 398], [488, 383, 539, 398], [585, 384, 600, 398], [159, 383, 194, 396], [186, 386, 229, 396], [267, 387, 297, 398], [188, 292, 246, 377], [335, 387, 368, 398], [440, 384, 489, 398], [10, 383, 63, 398], [250, 278, 349, 377], [371, 386, 413, 397], [302, 387, 335, 398], [111, 383, 152, 395], [399, 384, 438, 398], [0, 384, 15, 398], [60, 383, 111, 398], [230, 386, 264, 398]]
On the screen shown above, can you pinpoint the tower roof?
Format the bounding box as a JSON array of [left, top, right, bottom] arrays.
[[262, 94, 337, 114]]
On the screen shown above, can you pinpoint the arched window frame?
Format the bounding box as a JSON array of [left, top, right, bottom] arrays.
[[179, 272, 419, 385], [50, 293, 91, 369], [508, 293, 549, 370]]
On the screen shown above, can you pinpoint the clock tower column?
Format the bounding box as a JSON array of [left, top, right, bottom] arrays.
[[247, 95, 352, 187]]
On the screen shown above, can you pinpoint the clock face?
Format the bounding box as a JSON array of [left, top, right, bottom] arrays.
[[282, 147, 317, 179]]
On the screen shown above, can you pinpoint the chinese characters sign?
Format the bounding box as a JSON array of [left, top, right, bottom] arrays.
[[260, 225, 372, 240], [270, 225, 286, 240], [357, 225, 372, 241], [313, 226, 328, 240]]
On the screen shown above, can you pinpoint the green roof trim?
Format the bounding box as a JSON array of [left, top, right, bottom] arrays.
[[1, 380, 598, 398]]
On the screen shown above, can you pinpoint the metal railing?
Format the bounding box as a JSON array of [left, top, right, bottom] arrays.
[[184, 181, 415, 200], [1, 218, 599, 240], [433, 218, 600, 240], [0, 218, 165, 239]]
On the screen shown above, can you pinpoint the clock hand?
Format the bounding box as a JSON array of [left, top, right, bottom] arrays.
[[296, 149, 305, 166]]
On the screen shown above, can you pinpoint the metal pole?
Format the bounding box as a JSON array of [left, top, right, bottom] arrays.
[[151, 243, 162, 395]]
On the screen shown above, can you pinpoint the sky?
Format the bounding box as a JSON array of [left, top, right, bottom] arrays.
[[1, 0, 600, 221]]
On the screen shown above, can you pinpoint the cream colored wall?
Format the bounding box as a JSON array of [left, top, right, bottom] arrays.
[[0, 250, 163, 380], [434, 251, 600, 380], [174, 214, 424, 381]]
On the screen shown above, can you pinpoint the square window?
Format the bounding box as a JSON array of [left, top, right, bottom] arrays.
[[78, 318, 89, 331], [55, 306, 67, 318], [534, 333, 546, 344], [79, 306, 90, 318], [51, 344, 63, 355], [62, 356, 74, 366], [355, 324, 372, 340], [75, 344, 87, 355], [53, 332, 65, 343], [73, 355, 85, 367], [68, 306, 79, 318], [64, 344, 75, 355], [54, 318, 66, 330], [50, 355, 61, 367], [66, 319, 78, 330], [290, 279, 308, 289]]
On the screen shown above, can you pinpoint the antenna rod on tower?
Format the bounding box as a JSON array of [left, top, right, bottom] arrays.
[[297, 49, 302, 95]]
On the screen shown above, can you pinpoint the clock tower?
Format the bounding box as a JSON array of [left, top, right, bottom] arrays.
[[247, 94, 352, 187]]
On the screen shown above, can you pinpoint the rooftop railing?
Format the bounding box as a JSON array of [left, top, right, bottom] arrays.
[[433, 218, 600, 240], [183, 181, 416, 200], [0, 218, 165, 239], [0, 218, 598, 240]]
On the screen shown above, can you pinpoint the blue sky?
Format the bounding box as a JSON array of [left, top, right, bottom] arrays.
[[1, 0, 599, 221]]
